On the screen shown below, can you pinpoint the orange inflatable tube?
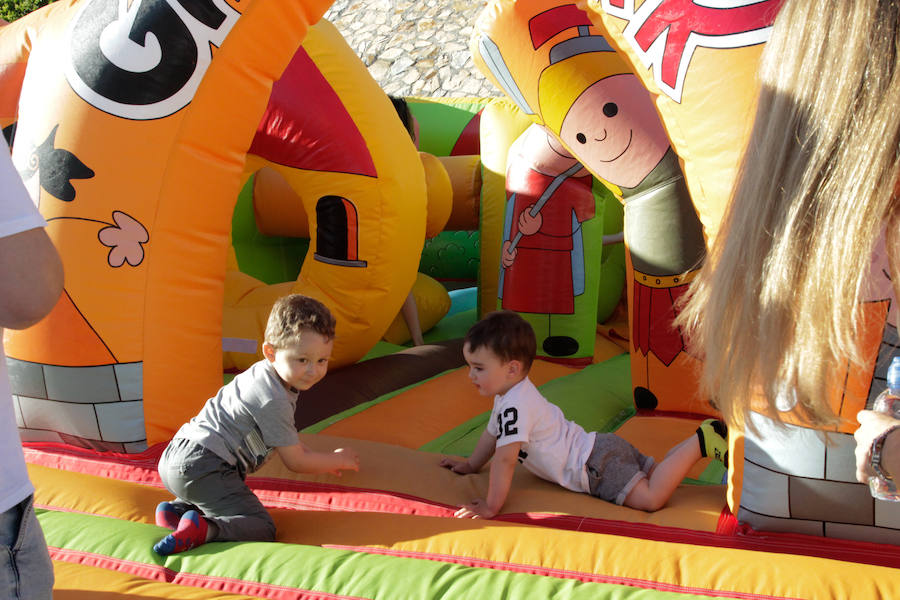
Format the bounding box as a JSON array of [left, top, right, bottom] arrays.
[[0, 0, 408, 449]]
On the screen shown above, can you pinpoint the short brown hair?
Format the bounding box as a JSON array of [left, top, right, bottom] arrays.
[[264, 294, 336, 348], [389, 95, 415, 142], [464, 311, 536, 371]]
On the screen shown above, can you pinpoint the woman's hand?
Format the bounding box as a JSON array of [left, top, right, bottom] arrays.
[[854, 410, 900, 483]]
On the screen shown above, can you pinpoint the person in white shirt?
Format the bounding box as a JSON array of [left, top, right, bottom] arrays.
[[0, 135, 64, 599], [441, 311, 727, 518]]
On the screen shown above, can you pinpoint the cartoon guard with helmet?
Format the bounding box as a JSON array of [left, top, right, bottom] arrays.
[[499, 122, 595, 362], [479, 2, 708, 411]]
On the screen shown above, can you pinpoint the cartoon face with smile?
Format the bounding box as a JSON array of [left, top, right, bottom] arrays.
[[554, 73, 670, 189]]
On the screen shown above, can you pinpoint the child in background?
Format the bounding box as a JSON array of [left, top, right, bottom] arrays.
[[153, 294, 360, 555], [389, 94, 426, 346], [440, 310, 727, 518]]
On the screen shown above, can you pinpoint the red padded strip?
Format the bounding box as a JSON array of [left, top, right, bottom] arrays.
[[495, 511, 900, 569]]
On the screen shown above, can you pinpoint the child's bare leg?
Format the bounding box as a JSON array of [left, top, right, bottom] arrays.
[[662, 435, 697, 460], [625, 419, 728, 512], [624, 434, 701, 511]]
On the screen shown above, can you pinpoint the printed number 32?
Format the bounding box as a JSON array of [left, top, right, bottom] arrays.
[[497, 407, 518, 437]]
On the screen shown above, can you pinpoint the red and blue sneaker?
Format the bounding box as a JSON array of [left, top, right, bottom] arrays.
[[154, 501, 185, 530], [152, 510, 209, 556]]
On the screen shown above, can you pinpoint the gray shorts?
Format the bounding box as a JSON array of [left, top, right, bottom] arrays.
[[585, 433, 655, 505]]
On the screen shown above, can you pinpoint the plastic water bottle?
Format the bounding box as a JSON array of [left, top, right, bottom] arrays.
[[869, 356, 900, 501]]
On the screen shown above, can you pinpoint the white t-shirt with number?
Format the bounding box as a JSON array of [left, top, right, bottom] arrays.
[[487, 377, 596, 493]]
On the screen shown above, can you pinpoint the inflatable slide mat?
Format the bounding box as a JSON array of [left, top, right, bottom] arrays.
[[26, 426, 900, 600]]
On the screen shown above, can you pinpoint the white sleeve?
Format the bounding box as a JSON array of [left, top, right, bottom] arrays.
[[486, 404, 500, 438], [0, 137, 45, 239]]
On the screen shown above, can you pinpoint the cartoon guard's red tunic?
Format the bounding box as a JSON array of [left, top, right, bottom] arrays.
[[500, 161, 594, 314]]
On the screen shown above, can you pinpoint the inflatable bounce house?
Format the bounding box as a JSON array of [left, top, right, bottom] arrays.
[[3, 0, 900, 597]]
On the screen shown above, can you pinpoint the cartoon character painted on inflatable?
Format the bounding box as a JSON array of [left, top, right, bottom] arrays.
[[478, 2, 706, 409], [541, 39, 706, 410], [499, 123, 596, 361]]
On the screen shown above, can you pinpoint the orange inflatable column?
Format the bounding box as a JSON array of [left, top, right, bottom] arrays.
[[144, 1, 333, 444], [0, 0, 331, 450]]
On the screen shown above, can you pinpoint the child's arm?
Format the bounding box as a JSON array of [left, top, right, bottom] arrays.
[[455, 441, 521, 519], [439, 428, 497, 474], [276, 440, 360, 476]]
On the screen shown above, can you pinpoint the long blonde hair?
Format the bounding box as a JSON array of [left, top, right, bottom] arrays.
[[678, 0, 900, 429]]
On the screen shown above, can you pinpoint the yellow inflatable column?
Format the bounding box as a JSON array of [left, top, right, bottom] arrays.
[[381, 151, 453, 344], [474, 0, 708, 397]]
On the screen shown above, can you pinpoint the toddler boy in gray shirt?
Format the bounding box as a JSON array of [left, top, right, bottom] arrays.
[[153, 294, 359, 555]]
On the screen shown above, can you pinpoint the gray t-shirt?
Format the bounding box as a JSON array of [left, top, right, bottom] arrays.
[[174, 359, 300, 474]]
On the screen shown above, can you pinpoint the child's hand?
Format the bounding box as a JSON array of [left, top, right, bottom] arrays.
[[439, 456, 475, 474], [454, 499, 496, 520], [330, 447, 360, 476]]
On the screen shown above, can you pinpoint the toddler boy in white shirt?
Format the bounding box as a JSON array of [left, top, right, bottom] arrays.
[[440, 310, 727, 518]]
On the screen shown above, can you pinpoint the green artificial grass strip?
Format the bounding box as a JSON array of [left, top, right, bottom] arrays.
[[37, 508, 721, 600], [421, 355, 634, 455], [300, 368, 459, 434]]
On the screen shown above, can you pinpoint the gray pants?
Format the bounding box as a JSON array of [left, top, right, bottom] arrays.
[[158, 438, 276, 542], [0, 495, 54, 600], [585, 433, 655, 506]]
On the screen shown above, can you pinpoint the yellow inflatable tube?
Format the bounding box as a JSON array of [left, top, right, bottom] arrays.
[[223, 17, 462, 365], [233, 19, 426, 369]]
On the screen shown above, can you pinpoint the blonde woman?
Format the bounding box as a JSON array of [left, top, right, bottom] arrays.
[[677, 0, 900, 482]]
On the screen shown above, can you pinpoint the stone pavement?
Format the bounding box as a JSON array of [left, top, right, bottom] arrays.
[[323, 0, 503, 98]]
